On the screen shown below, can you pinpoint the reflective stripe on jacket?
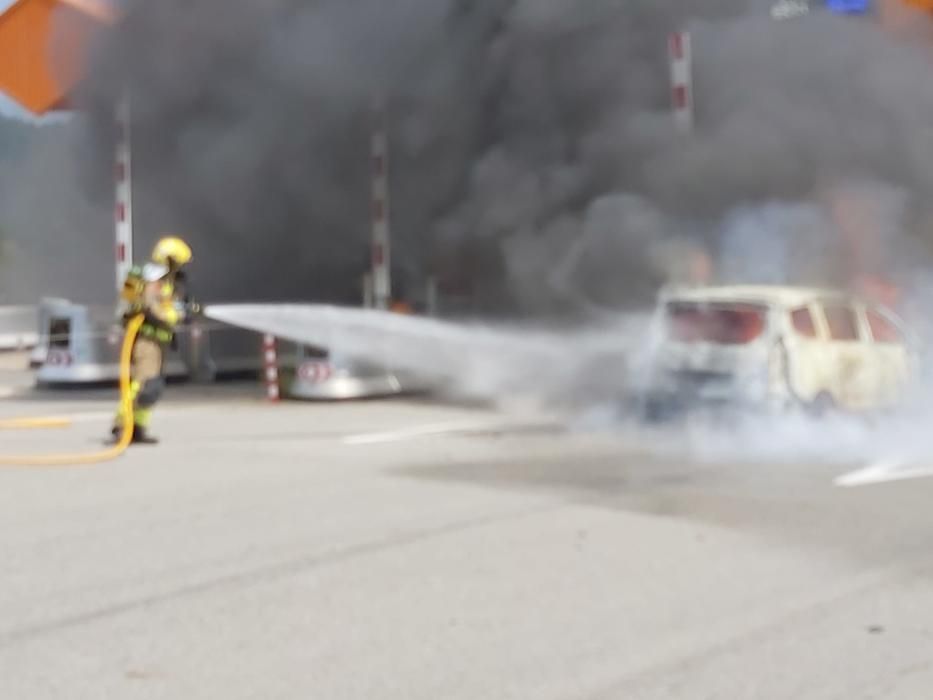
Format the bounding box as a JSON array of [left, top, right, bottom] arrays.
[[139, 279, 179, 345]]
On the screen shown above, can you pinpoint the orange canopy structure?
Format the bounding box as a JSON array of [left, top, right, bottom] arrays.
[[0, 0, 116, 115]]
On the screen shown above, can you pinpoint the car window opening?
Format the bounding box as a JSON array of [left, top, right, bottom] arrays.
[[866, 309, 902, 344], [665, 302, 768, 345], [823, 304, 860, 342], [790, 307, 817, 338]]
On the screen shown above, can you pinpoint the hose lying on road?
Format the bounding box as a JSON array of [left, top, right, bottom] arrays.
[[0, 417, 72, 430], [0, 314, 143, 467]]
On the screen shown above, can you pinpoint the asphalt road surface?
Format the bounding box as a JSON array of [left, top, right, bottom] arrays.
[[1, 361, 932, 699]]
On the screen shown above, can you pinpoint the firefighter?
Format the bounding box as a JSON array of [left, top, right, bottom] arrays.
[[111, 235, 195, 445]]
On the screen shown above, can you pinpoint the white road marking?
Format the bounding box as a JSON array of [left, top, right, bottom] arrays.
[[341, 420, 503, 445], [833, 459, 933, 488]]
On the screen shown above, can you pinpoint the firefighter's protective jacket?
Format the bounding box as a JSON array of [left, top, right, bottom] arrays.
[[134, 263, 182, 345]]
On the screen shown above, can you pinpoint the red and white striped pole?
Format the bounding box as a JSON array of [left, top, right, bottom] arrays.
[[262, 334, 280, 402], [114, 96, 134, 292], [668, 31, 694, 133], [371, 99, 391, 310]]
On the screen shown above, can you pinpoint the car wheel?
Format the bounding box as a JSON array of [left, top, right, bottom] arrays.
[[643, 396, 678, 424], [808, 391, 835, 419]]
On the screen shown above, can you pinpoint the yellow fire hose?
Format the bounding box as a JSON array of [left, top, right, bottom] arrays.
[[0, 417, 73, 430], [0, 314, 144, 467]]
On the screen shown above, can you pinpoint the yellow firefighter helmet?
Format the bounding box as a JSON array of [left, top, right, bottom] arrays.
[[151, 236, 193, 267]]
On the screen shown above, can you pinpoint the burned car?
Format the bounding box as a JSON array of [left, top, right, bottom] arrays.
[[638, 285, 912, 419]]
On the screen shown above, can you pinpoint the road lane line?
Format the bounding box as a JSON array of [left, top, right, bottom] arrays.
[[341, 420, 503, 445], [833, 459, 933, 487]]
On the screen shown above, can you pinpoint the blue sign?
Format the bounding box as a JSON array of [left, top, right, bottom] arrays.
[[825, 0, 870, 13]]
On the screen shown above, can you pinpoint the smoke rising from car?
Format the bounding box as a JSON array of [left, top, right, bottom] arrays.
[[60, 1, 933, 311]]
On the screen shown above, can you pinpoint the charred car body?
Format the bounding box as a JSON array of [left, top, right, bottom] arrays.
[[638, 285, 912, 419]]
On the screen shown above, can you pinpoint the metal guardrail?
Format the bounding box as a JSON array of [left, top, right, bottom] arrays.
[[0, 305, 38, 351]]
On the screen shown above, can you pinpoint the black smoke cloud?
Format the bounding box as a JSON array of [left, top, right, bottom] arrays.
[[61, 1, 933, 312]]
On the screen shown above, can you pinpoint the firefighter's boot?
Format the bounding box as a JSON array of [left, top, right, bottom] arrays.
[[107, 424, 122, 445], [131, 425, 159, 445]]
